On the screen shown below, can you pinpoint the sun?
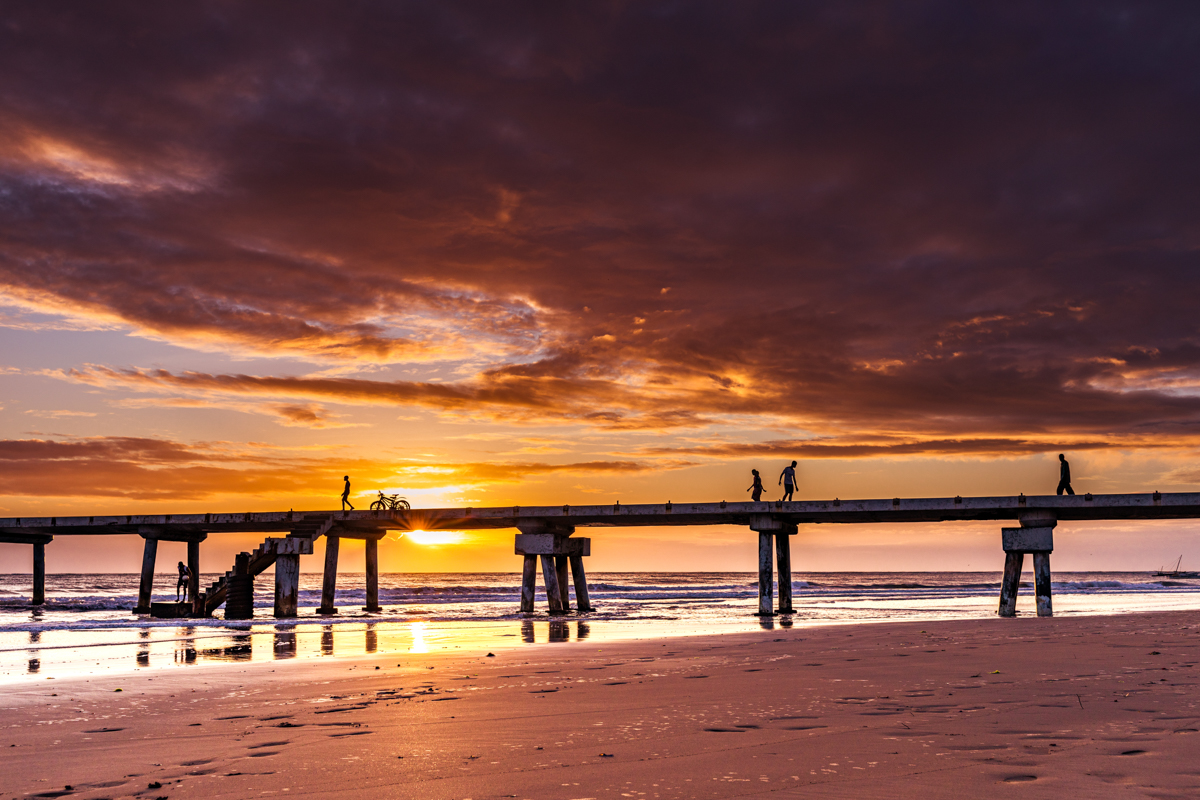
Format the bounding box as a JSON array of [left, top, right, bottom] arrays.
[[403, 530, 465, 546]]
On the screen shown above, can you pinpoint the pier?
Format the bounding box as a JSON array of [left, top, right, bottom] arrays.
[[2, 491, 1195, 619]]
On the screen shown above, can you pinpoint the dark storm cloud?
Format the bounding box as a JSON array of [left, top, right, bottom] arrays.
[[4, 1, 1200, 444]]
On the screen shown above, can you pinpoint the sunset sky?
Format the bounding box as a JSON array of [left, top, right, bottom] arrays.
[[3, 2, 1200, 574]]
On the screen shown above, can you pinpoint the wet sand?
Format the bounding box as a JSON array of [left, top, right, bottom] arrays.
[[2, 610, 1199, 799]]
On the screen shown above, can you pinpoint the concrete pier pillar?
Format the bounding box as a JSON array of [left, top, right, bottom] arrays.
[[999, 518, 1055, 617], [998, 551, 1024, 617], [187, 539, 201, 604], [520, 554, 538, 613], [318, 536, 339, 615], [540, 555, 565, 614], [363, 538, 381, 612], [135, 538, 158, 614], [274, 553, 300, 618], [32, 543, 45, 606], [554, 555, 571, 610], [569, 553, 593, 612], [1033, 552, 1053, 617], [775, 527, 795, 614], [756, 531, 774, 616], [750, 514, 794, 616], [515, 523, 588, 615]]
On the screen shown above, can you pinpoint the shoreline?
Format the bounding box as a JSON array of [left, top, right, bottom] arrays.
[[2, 609, 1198, 798], [6, 591, 1200, 686]]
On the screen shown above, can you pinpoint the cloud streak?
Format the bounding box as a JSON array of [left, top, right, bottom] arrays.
[[0, 436, 669, 501]]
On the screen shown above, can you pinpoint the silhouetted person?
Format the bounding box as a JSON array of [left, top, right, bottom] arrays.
[[1056, 454, 1075, 495], [341, 475, 355, 510], [779, 461, 798, 501], [176, 561, 191, 601], [747, 469, 764, 501]]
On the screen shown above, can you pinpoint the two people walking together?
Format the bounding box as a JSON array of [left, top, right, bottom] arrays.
[[747, 461, 799, 502]]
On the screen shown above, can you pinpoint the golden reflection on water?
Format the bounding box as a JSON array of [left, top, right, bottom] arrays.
[[409, 621, 429, 653]]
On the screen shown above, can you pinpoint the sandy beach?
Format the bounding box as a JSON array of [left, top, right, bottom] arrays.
[[1, 611, 1197, 799]]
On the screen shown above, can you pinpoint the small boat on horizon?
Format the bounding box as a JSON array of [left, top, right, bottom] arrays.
[[1154, 555, 1200, 579]]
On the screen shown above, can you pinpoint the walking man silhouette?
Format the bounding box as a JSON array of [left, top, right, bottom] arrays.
[[747, 469, 764, 502], [779, 461, 798, 502], [1056, 454, 1075, 496], [341, 475, 355, 510]]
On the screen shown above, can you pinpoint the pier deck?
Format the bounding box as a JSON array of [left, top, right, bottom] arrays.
[[2, 490, 1197, 535], [1, 491, 1193, 620]]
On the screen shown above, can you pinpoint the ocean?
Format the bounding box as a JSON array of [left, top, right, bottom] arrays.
[[2, 571, 1198, 682]]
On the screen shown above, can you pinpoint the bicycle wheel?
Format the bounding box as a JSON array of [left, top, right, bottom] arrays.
[[397, 499, 410, 510], [370, 500, 383, 511]]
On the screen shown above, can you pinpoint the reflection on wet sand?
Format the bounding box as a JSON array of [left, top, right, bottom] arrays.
[[321, 625, 334, 656], [274, 627, 297, 659], [2, 615, 775, 681], [137, 626, 150, 666], [548, 619, 570, 642], [204, 632, 252, 662], [28, 629, 40, 673], [522, 618, 590, 644]]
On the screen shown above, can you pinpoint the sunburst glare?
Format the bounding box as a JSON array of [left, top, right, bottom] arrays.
[[403, 530, 466, 546]]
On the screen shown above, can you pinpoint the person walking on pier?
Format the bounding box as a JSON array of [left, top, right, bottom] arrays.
[[1056, 454, 1075, 496], [747, 469, 764, 501], [176, 561, 191, 601], [341, 475, 355, 510], [779, 461, 798, 502]]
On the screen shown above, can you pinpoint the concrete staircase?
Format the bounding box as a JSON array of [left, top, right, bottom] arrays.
[[198, 514, 332, 616]]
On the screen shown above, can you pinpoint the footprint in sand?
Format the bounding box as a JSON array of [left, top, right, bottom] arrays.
[[1002, 775, 1038, 783], [249, 741, 290, 749], [181, 759, 214, 766]]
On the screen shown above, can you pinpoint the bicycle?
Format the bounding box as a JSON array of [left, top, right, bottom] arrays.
[[370, 491, 411, 511]]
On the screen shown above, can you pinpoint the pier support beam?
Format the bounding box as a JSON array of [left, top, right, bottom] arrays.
[[32, 542, 45, 606], [998, 551, 1024, 617], [187, 540, 200, 605], [540, 555, 565, 614], [775, 527, 794, 614], [318, 536, 339, 615], [1033, 552, 1053, 617], [999, 515, 1055, 617], [274, 553, 300, 618], [569, 553, 593, 612], [363, 538, 381, 612], [756, 531, 774, 616], [135, 538, 158, 614], [520, 555, 538, 612], [515, 523, 590, 614], [555, 555, 571, 611], [749, 515, 798, 616]]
